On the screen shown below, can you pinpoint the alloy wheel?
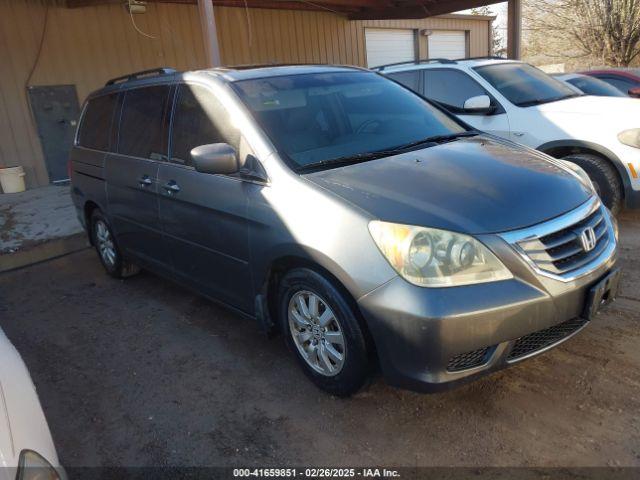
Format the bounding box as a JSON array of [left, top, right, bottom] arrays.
[[95, 220, 117, 267], [288, 290, 346, 376]]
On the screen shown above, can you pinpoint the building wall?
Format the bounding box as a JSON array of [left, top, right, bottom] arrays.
[[0, 1, 489, 188], [0, 0, 207, 187], [214, 7, 490, 67]]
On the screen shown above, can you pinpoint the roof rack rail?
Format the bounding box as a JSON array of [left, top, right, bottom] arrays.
[[372, 58, 457, 71], [215, 62, 366, 71], [455, 55, 508, 61], [105, 67, 177, 86], [372, 56, 510, 71]]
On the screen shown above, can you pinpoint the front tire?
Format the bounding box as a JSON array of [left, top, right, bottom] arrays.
[[562, 153, 623, 215], [90, 210, 139, 278], [278, 268, 371, 397]]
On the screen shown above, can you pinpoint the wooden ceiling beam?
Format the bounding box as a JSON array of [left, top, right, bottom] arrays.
[[65, 0, 363, 11], [348, 0, 499, 19], [65, 0, 498, 19]]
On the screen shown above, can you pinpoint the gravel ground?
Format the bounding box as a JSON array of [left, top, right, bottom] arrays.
[[0, 212, 638, 468]]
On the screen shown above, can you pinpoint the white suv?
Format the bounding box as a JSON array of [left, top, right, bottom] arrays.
[[379, 58, 640, 214]]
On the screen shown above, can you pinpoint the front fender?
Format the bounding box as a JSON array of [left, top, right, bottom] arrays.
[[537, 139, 639, 208]]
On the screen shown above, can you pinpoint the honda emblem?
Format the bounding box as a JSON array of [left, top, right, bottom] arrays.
[[579, 227, 597, 252]]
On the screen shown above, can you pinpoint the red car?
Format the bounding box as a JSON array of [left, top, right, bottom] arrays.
[[581, 69, 640, 97]]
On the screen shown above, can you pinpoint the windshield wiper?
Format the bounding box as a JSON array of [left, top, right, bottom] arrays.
[[297, 131, 479, 173], [297, 150, 400, 173], [392, 130, 479, 151]]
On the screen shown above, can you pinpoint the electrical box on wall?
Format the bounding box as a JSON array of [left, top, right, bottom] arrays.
[[124, 0, 147, 14]]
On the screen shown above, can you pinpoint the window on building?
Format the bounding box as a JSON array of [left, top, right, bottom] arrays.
[[78, 93, 118, 151], [170, 84, 239, 167], [118, 86, 170, 160], [422, 69, 488, 111]]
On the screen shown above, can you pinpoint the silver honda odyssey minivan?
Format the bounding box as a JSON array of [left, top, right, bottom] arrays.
[[70, 65, 620, 396]]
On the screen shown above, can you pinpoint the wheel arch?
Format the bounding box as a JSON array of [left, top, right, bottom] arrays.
[[256, 252, 377, 360], [537, 139, 631, 206]]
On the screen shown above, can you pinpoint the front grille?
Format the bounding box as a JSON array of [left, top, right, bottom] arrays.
[[507, 317, 588, 361], [447, 346, 492, 372], [516, 206, 609, 276]]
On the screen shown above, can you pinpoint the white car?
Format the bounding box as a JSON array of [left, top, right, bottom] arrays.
[[0, 328, 64, 480], [379, 58, 640, 214]]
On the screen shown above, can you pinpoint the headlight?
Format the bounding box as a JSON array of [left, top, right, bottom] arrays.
[[618, 128, 640, 148], [369, 221, 512, 287], [560, 160, 595, 193], [17, 450, 61, 480]]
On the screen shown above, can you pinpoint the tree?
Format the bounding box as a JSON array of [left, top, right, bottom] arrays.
[[471, 5, 503, 56], [524, 0, 640, 68]]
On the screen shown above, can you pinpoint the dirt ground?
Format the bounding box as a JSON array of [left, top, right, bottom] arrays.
[[0, 212, 638, 469]]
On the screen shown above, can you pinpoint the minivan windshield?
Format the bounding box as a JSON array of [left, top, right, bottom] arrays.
[[475, 63, 582, 107], [232, 72, 467, 171]]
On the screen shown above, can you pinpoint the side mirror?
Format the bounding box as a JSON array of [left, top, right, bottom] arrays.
[[191, 143, 240, 175], [628, 87, 640, 98], [463, 95, 495, 114]]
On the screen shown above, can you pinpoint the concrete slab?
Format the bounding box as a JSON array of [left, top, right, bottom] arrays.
[[0, 184, 83, 254]]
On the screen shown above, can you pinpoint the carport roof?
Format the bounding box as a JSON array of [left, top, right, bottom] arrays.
[[65, 0, 500, 20]]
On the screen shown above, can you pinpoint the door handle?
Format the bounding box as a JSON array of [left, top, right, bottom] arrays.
[[138, 175, 153, 187], [163, 181, 180, 194]]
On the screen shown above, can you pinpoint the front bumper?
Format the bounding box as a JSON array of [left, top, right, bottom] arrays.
[[357, 204, 618, 393]]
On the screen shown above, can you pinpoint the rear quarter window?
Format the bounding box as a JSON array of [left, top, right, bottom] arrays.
[[118, 85, 171, 160], [78, 93, 118, 151]]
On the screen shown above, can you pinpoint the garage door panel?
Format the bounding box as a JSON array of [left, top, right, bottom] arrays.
[[428, 30, 466, 60], [365, 28, 415, 68]]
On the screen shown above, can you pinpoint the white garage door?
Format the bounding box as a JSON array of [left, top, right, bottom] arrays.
[[365, 28, 416, 68], [428, 30, 467, 60]]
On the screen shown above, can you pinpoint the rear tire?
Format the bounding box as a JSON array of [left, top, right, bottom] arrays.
[[90, 210, 139, 279], [278, 268, 371, 397], [561, 153, 623, 215]]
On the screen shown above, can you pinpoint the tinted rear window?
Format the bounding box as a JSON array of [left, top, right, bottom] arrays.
[[78, 94, 118, 151], [118, 85, 170, 160]]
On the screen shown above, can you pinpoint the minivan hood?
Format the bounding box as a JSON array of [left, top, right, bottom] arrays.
[[305, 136, 592, 234]]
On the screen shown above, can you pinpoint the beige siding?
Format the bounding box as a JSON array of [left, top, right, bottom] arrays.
[[0, 2, 489, 188], [0, 0, 206, 187], [214, 7, 490, 67]]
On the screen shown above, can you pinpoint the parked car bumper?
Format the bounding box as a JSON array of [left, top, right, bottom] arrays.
[[607, 143, 640, 209], [357, 223, 619, 393]]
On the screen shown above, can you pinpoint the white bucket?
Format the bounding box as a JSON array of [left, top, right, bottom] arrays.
[[0, 166, 26, 194]]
